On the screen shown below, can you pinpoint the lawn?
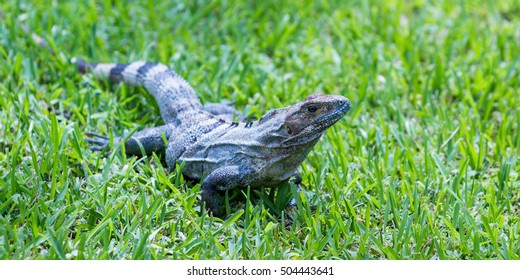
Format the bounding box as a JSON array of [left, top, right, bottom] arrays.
[[0, 0, 519, 260]]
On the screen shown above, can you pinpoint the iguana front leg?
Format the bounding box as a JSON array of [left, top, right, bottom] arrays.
[[201, 165, 251, 216], [288, 171, 302, 207], [86, 124, 173, 156]]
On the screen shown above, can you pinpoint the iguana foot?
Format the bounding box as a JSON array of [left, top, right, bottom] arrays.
[[288, 186, 301, 208], [288, 171, 303, 207], [85, 132, 112, 152], [290, 171, 302, 185], [201, 184, 224, 217]]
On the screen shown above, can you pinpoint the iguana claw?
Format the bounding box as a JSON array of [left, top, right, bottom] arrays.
[[85, 132, 111, 152]]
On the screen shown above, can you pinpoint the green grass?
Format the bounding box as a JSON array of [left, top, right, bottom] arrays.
[[1, 0, 519, 260]]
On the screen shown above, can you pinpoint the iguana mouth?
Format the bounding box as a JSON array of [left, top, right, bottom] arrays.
[[314, 98, 351, 129]]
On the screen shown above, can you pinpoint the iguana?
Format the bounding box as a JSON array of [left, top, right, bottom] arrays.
[[77, 61, 351, 216]]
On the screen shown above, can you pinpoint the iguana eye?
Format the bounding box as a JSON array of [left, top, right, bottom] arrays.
[[307, 105, 317, 113], [285, 124, 293, 135]]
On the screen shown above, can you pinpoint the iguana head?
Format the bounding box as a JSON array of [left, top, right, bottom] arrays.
[[259, 94, 351, 148], [282, 94, 350, 145]]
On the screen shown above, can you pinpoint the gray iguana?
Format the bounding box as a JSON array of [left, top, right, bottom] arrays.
[[79, 61, 351, 216]]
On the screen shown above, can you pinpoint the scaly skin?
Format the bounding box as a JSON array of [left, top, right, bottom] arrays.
[[82, 61, 351, 216]]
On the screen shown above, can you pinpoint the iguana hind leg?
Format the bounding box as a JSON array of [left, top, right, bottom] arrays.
[[86, 124, 173, 156], [202, 102, 246, 122]]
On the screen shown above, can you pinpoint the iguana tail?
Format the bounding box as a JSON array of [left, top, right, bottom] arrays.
[[75, 60, 202, 123]]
